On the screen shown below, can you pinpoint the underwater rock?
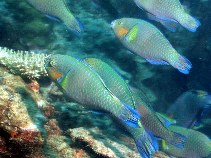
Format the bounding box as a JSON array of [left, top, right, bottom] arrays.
[[44, 119, 75, 158], [69, 127, 135, 158], [0, 136, 8, 155], [47, 135, 75, 158], [68, 127, 169, 158], [0, 67, 45, 157], [0, 47, 47, 79]]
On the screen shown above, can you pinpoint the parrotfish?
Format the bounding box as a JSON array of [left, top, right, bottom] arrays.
[[167, 90, 211, 128], [133, 0, 201, 32], [161, 125, 211, 158], [27, 0, 83, 35], [111, 18, 192, 74], [83, 57, 158, 158], [84, 58, 186, 150]]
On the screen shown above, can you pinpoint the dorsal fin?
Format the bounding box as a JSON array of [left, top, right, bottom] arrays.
[[78, 58, 120, 101]]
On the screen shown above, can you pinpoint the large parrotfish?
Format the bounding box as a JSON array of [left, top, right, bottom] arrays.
[[112, 18, 192, 74], [84, 58, 186, 150], [27, 0, 83, 35], [167, 90, 211, 128], [161, 125, 211, 158], [133, 0, 201, 32], [83, 58, 158, 158], [44, 54, 156, 158]]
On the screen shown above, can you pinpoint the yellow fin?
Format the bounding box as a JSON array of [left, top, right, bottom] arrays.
[[161, 140, 169, 150]]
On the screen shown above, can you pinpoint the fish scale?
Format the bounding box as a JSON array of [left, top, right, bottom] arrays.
[[84, 58, 136, 108], [127, 22, 173, 60]]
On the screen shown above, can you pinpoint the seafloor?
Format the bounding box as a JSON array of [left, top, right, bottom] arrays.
[[0, 0, 210, 157]]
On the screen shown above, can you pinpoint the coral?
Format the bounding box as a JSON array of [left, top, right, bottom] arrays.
[[0, 47, 47, 79]]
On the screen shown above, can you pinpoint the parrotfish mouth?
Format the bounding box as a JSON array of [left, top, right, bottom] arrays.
[[44, 55, 52, 66], [111, 20, 116, 28]]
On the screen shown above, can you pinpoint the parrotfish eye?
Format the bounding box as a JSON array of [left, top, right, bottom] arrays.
[[117, 21, 123, 26], [191, 90, 198, 95], [49, 60, 56, 68]]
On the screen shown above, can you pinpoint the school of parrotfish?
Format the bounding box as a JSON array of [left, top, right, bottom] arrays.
[[25, 0, 211, 157]]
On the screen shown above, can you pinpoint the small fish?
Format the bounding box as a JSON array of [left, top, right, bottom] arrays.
[[111, 18, 192, 74], [83, 57, 158, 157], [44, 54, 141, 128], [133, 0, 201, 32], [161, 125, 211, 158], [27, 0, 83, 35], [167, 90, 211, 128]]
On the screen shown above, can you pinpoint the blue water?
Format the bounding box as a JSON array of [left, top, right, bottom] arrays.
[[0, 0, 211, 158]]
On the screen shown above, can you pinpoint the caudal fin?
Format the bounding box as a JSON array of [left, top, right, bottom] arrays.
[[178, 13, 201, 32], [172, 54, 192, 74], [64, 16, 84, 36], [170, 132, 187, 148], [120, 103, 142, 128], [134, 130, 158, 158]]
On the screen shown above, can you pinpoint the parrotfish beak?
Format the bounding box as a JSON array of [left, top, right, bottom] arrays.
[[44, 55, 52, 68], [111, 20, 116, 28]]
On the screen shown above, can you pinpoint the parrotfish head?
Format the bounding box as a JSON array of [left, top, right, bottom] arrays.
[[191, 90, 211, 109], [44, 54, 72, 83], [111, 18, 138, 40]]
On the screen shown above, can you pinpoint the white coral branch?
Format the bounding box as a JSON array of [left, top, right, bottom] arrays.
[[0, 47, 48, 79]]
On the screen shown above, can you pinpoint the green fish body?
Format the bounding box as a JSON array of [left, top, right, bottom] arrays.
[[133, 0, 201, 32], [83, 58, 158, 158], [134, 95, 186, 149], [84, 58, 136, 109], [112, 18, 192, 74], [162, 125, 211, 158], [27, 0, 83, 35], [44, 54, 141, 128]]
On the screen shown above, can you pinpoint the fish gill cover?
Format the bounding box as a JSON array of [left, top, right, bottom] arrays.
[[0, 0, 210, 158]]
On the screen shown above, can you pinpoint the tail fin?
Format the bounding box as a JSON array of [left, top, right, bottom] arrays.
[[134, 130, 158, 158], [120, 103, 141, 128], [169, 132, 187, 148], [64, 16, 84, 36], [172, 54, 192, 74], [178, 13, 201, 32]]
